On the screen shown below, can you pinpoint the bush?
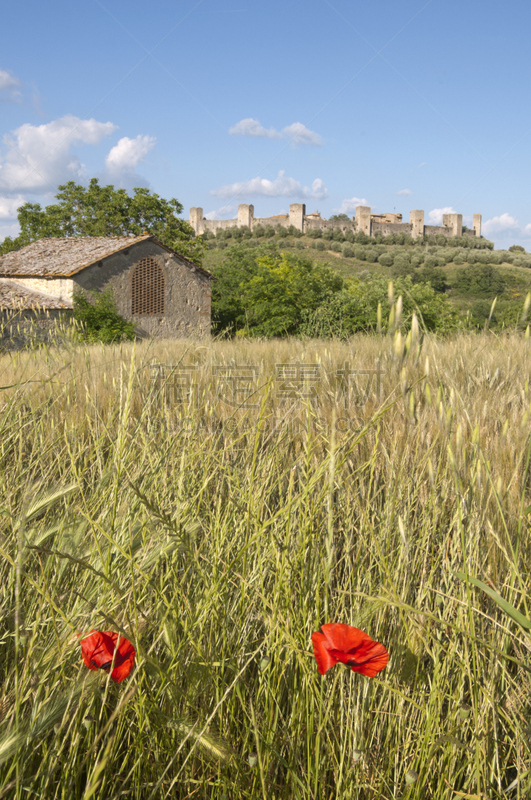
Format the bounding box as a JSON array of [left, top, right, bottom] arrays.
[[264, 226, 276, 238], [276, 226, 289, 238], [424, 256, 438, 269], [332, 229, 345, 242], [412, 267, 447, 293], [322, 229, 334, 241], [306, 227, 322, 238], [453, 264, 506, 296], [378, 253, 393, 267], [73, 288, 136, 344], [330, 242, 342, 252], [314, 240, 325, 251], [453, 253, 465, 265], [364, 248, 378, 263], [288, 225, 303, 238], [342, 245, 355, 258], [253, 224, 265, 238], [355, 246, 367, 261], [509, 245, 526, 252]]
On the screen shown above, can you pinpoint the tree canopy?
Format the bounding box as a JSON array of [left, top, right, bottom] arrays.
[[0, 179, 204, 263]]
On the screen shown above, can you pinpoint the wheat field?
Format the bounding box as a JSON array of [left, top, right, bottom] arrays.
[[0, 329, 530, 799]]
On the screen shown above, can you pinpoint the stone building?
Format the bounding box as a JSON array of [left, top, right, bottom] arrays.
[[0, 234, 214, 338]]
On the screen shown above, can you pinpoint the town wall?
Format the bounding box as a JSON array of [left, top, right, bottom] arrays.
[[190, 204, 482, 240]]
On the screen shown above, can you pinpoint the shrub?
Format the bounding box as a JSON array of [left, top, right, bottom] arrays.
[[453, 264, 506, 296], [355, 231, 370, 244], [330, 242, 342, 253], [253, 224, 265, 238], [288, 225, 303, 238], [355, 246, 367, 261], [306, 227, 322, 238], [365, 248, 379, 263], [223, 228, 233, 239], [378, 253, 393, 267], [393, 254, 411, 269], [276, 226, 289, 238], [453, 253, 465, 265], [344, 231, 355, 244], [413, 267, 447, 293], [332, 229, 345, 242], [295, 240, 306, 249], [73, 288, 136, 344], [264, 226, 275, 238], [509, 245, 525, 252], [424, 255, 438, 269], [342, 245, 355, 258], [322, 229, 334, 241], [314, 240, 325, 251]]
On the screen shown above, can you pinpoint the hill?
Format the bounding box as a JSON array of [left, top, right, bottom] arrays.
[[201, 226, 531, 332]]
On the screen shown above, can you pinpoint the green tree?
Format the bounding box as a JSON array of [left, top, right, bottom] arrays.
[[329, 213, 350, 221], [453, 264, 505, 296], [209, 244, 345, 337], [0, 179, 203, 263], [300, 275, 462, 337]]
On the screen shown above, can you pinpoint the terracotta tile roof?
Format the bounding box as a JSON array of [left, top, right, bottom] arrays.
[[0, 279, 73, 310], [0, 234, 215, 280]]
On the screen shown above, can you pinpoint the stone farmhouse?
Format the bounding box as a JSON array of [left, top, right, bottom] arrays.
[[0, 234, 214, 339], [190, 203, 482, 241]]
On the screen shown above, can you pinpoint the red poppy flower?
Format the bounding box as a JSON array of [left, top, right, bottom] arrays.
[[79, 630, 135, 683], [311, 623, 388, 677]]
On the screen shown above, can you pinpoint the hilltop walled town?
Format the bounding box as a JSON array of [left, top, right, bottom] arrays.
[[190, 204, 482, 240]]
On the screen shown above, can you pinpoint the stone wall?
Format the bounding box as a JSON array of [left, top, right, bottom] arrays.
[[190, 204, 482, 241], [371, 221, 413, 237], [10, 277, 74, 301], [0, 308, 75, 350]]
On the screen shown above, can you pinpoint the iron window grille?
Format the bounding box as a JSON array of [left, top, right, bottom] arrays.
[[132, 257, 165, 315]]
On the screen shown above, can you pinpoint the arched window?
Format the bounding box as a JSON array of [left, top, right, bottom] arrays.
[[131, 257, 165, 315]]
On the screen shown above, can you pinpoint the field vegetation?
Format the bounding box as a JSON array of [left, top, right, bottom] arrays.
[[1, 328, 531, 798], [202, 228, 531, 333]]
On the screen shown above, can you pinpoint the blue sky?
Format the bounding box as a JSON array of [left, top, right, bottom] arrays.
[[1, 0, 530, 249]]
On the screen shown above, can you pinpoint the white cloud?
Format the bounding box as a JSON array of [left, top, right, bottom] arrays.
[[483, 213, 519, 236], [229, 118, 281, 139], [428, 206, 457, 225], [0, 195, 25, 220], [204, 204, 236, 220], [105, 135, 155, 173], [397, 188, 412, 196], [0, 68, 22, 101], [0, 115, 117, 194], [229, 118, 322, 146], [334, 196, 369, 215], [211, 170, 328, 200], [281, 122, 323, 147], [0, 222, 20, 240]]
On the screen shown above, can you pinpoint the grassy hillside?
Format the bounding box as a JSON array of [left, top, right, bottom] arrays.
[[202, 228, 531, 330]]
